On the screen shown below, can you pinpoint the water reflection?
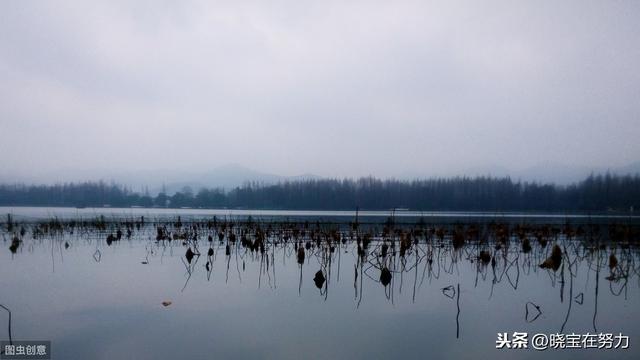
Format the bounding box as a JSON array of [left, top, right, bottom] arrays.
[[2, 216, 640, 358]]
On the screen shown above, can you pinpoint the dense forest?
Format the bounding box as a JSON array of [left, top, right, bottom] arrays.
[[0, 173, 638, 212]]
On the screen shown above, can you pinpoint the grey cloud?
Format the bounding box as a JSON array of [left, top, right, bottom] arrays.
[[1, 0, 639, 182]]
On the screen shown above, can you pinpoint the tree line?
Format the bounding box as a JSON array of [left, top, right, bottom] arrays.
[[0, 173, 638, 212]]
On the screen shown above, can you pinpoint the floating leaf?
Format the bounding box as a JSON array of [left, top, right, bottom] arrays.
[[442, 285, 455, 299], [313, 270, 326, 289], [9, 237, 20, 253], [539, 244, 562, 271], [380, 267, 392, 287], [525, 302, 542, 323], [479, 250, 491, 264], [609, 253, 618, 270], [185, 247, 195, 264]]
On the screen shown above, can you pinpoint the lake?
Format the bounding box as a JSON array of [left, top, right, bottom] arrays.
[[1, 207, 639, 359]]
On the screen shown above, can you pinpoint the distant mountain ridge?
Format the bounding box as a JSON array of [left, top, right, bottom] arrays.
[[155, 164, 322, 194], [127, 161, 640, 193]]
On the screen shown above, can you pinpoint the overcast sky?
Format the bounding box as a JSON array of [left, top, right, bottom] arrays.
[[1, 0, 639, 182]]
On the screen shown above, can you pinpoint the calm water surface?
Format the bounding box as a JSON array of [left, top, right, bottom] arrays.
[[0, 208, 639, 359], [3, 206, 640, 223]]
